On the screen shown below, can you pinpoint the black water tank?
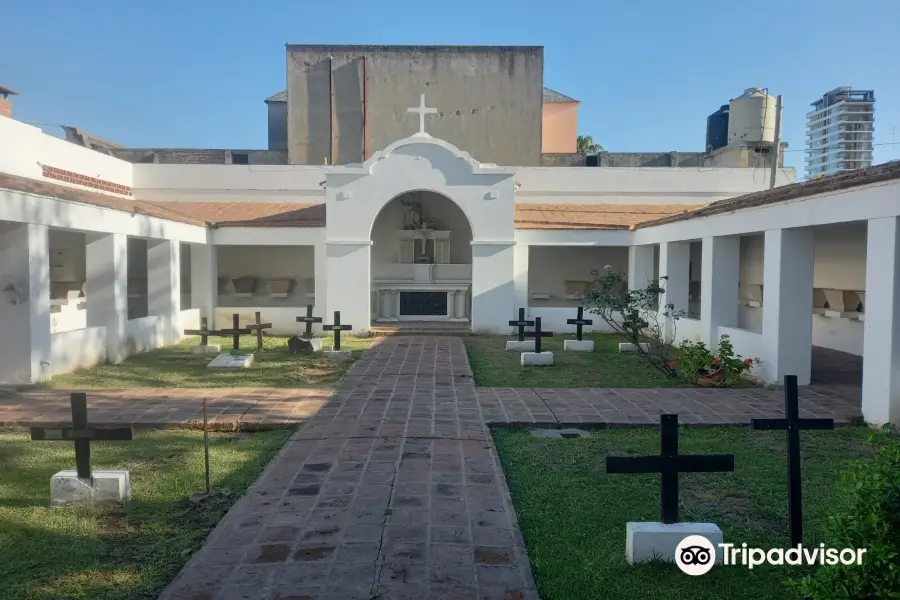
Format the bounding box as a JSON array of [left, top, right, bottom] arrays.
[[706, 105, 729, 152]]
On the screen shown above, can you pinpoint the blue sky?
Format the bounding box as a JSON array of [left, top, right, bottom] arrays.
[[3, 0, 898, 177]]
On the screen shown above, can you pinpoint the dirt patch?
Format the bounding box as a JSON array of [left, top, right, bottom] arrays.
[[475, 547, 512, 565]]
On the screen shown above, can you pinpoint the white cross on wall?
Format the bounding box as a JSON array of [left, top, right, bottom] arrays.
[[407, 94, 437, 136]]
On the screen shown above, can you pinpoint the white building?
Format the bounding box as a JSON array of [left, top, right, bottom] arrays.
[[806, 87, 875, 178], [1, 95, 898, 427]]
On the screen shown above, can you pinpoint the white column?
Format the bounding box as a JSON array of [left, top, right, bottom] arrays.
[[471, 241, 516, 333], [762, 228, 814, 385], [148, 239, 180, 345], [86, 233, 128, 364], [379, 290, 391, 319], [190, 243, 217, 327], [513, 241, 529, 311], [454, 289, 467, 319], [700, 236, 740, 348], [628, 244, 656, 290], [862, 217, 900, 426], [325, 241, 370, 333], [658, 241, 690, 341], [314, 240, 327, 317]]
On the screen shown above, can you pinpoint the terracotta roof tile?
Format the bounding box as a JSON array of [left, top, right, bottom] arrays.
[[634, 160, 900, 229], [143, 201, 325, 228], [515, 203, 700, 230]]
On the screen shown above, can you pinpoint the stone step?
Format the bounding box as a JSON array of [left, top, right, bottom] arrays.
[[370, 322, 473, 337]]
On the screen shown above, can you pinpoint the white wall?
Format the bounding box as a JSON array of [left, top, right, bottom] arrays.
[[214, 306, 324, 337], [124, 315, 165, 354], [526, 307, 615, 333], [513, 166, 795, 206], [48, 326, 107, 377], [216, 245, 315, 307], [528, 246, 628, 306], [0, 116, 133, 188]]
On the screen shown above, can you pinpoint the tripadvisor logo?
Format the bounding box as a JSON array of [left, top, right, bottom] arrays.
[[674, 535, 867, 576]]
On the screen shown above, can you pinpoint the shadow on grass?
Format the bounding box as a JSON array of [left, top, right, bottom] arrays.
[[0, 427, 293, 600]]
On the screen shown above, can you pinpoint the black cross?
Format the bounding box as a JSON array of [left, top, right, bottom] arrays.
[[606, 414, 735, 524], [244, 311, 272, 351], [322, 310, 352, 351], [566, 306, 593, 341], [184, 317, 217, 346], [296, 304, 323, 339], [218, 313, 251, 351], [524, 317, 553, 354], [751, 375, 834, 547], [508, 308, 534, 342], [30, 393, 133, 481]]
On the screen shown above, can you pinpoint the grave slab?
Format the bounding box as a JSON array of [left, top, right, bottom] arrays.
[[208, 353, 254, 370], [619, 342, 650, 353], [506, 340, 535, 352], [626, 522, 723, 564], [308, 338, 323, 352], [189, 344, 221, 355], [521, 351, 554, 366], [50, 469, 131, 506], [531, 428, 591, 439], [564, 339, 595, 352], [324, 349, 352, 361]]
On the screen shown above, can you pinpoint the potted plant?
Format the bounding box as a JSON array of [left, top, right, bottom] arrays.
[[698, 361, 725, 387]]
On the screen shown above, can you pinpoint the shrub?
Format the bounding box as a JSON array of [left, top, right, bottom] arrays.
[[674, 335, 758, 386], [794, 431, 900, 599]]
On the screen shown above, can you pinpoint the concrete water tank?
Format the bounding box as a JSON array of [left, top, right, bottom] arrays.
[[727, 88, 777, 145]]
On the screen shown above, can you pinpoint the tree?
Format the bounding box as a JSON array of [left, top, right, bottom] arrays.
[[577, 134, 603, 155]]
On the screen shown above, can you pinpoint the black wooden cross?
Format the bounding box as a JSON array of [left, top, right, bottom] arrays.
[[30, 393, 133, 481], [296, 304, 322, 339], [524, 317, 553, 354], [184, 317, 217, 346], [245, 311, 272, 351], [751, 375, 834, 547], [606, 414, 735, 524], [566, 306, 593, 341], [218, 313, 251, 351], [508, 308, 534, 342], [322, 310, 352, 351]]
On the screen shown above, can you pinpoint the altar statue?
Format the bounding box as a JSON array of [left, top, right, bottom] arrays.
[[400, 198, 424, 230]]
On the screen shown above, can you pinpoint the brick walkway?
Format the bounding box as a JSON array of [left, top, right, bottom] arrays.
[[153, 337, 860, 600]]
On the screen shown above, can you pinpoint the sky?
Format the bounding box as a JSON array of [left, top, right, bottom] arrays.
[[3, 0, 898, 178]]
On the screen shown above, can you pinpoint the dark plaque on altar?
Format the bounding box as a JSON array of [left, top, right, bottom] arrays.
[[414, 254, 433, 264]]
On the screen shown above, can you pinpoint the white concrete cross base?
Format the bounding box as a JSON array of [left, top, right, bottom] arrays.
[[619, 342, 650, 353], [626, 522, 724, 565], [564, 340, 595, 352], [50, 470, 131, 507], [506, 340, 535, 352], [308, 338, 323, 352], [207, 353, 254, 370], [324, 349, 353, 361], [521, 351, 554, 366], [189, 344, 221, 355]]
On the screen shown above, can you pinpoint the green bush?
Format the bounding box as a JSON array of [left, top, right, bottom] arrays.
[[795, 431, 900, 599]]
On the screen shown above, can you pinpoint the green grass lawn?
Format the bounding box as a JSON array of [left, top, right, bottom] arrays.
[[48, 334, 373, 389], [465, 334, 683, 388], [492, 426, 878, 600], [0, 427, 291, 600]]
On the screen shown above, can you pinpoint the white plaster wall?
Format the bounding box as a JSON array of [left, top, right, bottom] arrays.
[[214, 307, 324, 337], [528, 246, 628, 307], [216, 245, 316, 307], [371, 192, 473, 265], [513, 166, 795, 206], [124, 315, 165, 354], [48, 326, 107, 377], [0, 116, 133, 187], [49, 230, 86, 282], [526, 307, 615, 334], [471, 243, 516, 333], [674, 317, 704, 344], [717, 325, 764, 379], [178, 308, 201, 333]]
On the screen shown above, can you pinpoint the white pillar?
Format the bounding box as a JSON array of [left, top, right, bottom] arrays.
[[86, 233, 128, 364], [379, 290, 391, 319], [454, 289, 467, 319], [628, 244, 656, 290], [471, 241, 516, 333], [148, 239, 180, 345], [325, 241, 370, 333], [513, 241, 529, 311], [658, 241, 690, 341], [762, 228, 814, 385], [862, 217, 900, 426], [190, 243, 217, 327], [314, 240, 327, 317], [700, 236, 740, 348]]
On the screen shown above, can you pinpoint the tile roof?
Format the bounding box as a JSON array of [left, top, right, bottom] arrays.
[[142, 201, 325, 228], [514, 203, 699, 230], [634, 160, 900, 229], [0, 173, 206, 226], [266, 86, 578, 104]]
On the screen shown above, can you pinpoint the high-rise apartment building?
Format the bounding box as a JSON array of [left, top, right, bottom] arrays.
[[806, 87, 875, 177]]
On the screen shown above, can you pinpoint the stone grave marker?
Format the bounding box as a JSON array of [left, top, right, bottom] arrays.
[[295, 304, 323, 351], [751, 375, 834, 547], [322, 310, 353, 360], [208, 313, 253, 370], [244, 311, 272, 352], [564, 306, 594, 352], [184, 317, 221, 354], [30, 392, 133, 506], [606, 413, 735, 564], [521, 317, 554, 366], [506, 308, 535, 351]]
